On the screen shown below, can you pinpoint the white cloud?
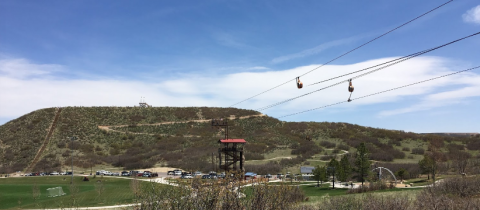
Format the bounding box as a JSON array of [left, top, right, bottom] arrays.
[[247, 66, 269, 71], [271, 36, 358, 64], [378, 76, 480, 117], [0, 57, 479, 123], [0, 58, 63, 78], [463, 5, 480, 24]]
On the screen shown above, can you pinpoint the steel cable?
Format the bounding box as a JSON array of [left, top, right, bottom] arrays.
[[228, 0, 454, 107], [278, 65, 480, 118], [256, 31, 480, 111]]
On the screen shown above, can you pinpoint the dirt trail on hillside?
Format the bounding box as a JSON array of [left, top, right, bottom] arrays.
[[97, 114, 266, 135], [25, 107, 62, 173]]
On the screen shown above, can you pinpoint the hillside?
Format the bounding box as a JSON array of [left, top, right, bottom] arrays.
[[1, 106, 479, 175]]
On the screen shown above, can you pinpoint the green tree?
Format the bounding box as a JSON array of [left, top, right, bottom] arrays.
[[419, 153, 437, 185], [395, 168, 409, 181], [354, 142, 371, 186], [337, 154, 352, 182], [312, 165, 327, 187]]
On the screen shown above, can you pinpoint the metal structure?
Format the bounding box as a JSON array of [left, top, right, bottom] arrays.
[[211, 118, 229, 140], [212, 119, 245, 175], [371, 167, 397, 185], [218, 139, 245, 174], [139, 96, 151, 108]]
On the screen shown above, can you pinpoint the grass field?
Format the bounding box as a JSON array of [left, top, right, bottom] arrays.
[[0, 176, 136, 209]]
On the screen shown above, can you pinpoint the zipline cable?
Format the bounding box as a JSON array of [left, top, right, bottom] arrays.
[[228, 0, 454, 107], [278, 65, 480, 118], [256, 31, 480, 111]]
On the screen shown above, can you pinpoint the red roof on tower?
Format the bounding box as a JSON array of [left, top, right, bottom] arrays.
[[219, 139, 246, 143]]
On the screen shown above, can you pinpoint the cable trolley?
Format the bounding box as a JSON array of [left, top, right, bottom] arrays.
[[296, 77, 303, 89]]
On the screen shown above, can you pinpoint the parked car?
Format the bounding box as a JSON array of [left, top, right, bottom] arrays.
[[201, 175, 210, 179], [174, 170, 182, 176], [66, 172, 72, 175], [277, 174, 283, 178], [167, 171, 174, 175], [121, 171, 130, 176], [50, 172, 59, 175], [103, 171, 113, 176], [112, 172, 120, 176], [194, 171, 202, 176], [265, 174, 272, 178], [129, 171, 140, 176], [181, 175, 193, 179]]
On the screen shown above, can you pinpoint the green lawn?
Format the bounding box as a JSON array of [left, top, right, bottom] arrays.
[[0, 176, 136, 209]]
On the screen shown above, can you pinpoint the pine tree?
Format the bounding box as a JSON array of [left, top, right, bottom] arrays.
[[312, 165, 327, 187], [354, 142, 371, 186], [338, 154, 352, 182]]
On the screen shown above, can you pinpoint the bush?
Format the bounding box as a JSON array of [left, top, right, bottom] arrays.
[[245, 162, 281, 175], [319, 141, 336, 148], [347, 181, 394, 194], [336, 144, 350, 151], [412, 148, 424, 155], [312, 194, 412, 210], [414, 176, 480, 209], [467, 140, 480, 150], [135, 176, 304, 209]]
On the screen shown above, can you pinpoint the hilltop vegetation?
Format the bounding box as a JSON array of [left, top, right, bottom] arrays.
[[0, 106, 479, 177]]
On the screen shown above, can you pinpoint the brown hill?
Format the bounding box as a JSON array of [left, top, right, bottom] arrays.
[[0, 106, 478, 174]]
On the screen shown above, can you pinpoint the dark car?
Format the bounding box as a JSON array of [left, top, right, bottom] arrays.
[[201, 175, 210, 179], [121, 171, 130, 176]]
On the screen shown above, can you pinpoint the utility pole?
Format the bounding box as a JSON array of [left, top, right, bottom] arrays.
[[212, 152, 215, 173], [70, 136, 77, 184]]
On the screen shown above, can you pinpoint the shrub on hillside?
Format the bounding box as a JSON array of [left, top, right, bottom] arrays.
[[414, 176, 480, 209], [245, 162, 281, 175], [336, 144, 350, 151], [319, 141, 336, 148], [467, 140, 480, 150], [412, 148, 424, 155]]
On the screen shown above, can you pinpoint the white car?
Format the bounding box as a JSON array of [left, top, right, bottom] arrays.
[[103, 171, 113, 176], [174, 170, 182, 176], [194, 171, 202, 176], [50, 172, 59, 175], [181, 175, 193, 179]]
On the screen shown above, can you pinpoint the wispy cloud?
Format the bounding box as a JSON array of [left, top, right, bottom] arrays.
[[213, 31, 250, 49], [0, 58, 63, 79], [378, 76, 480, 117], [247, 66, 269, 71], [463, 5, 480, 24], [271, 36, 359, 64]]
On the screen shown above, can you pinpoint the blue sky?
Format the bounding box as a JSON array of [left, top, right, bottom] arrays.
[[1, 0, 479, 133]]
